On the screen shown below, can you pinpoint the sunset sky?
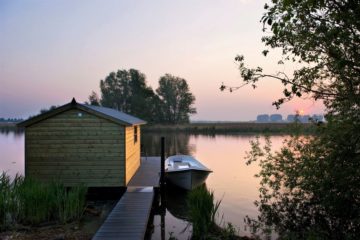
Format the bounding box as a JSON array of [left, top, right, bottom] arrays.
[[0, 0, 324, 121]]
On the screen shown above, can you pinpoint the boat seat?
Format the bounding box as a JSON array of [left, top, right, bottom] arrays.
[[173, 162, 190, 169]]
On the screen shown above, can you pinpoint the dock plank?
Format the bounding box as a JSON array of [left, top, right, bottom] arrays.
[[93, 156, 161, 240], [128, 157, 161, 187], [92, 187, 154, 240]]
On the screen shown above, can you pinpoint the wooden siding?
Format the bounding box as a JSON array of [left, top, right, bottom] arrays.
[[26, 109, 125, 187], [125, 126, 141, 184]]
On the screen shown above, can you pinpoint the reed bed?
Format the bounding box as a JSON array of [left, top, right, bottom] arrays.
[[0, 172, 87, 231], [187, 186, 246, 239]]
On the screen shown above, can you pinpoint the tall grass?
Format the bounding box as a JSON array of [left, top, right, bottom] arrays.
[[56, 184, 87, 223], [0, 172, 87, 230], [187, 185, 222, 239], [17, 177, 56, 224], [0, 172, 12, 230]]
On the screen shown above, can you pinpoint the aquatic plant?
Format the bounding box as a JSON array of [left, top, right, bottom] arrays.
[[219, 222, 238, 239], [17, 177, 56, 224], [56, 184, 87, 223], [0, 172, 12, 230], [0, 172, 87, 229], [187, 185, 221, 239]]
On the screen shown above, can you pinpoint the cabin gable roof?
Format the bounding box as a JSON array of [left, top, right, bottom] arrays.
[[17, 98, 146, 128]]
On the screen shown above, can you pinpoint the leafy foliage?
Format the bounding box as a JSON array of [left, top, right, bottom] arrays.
[[222, 0, 360, 110], [246, 130, 360, 239], [220, 0, 360, 238], [39, 105, 57, 114], [95, 69, 157, 122], [88, 69, 196, 124], [156, 74, 196, 124], [88, 91, 100, 106]]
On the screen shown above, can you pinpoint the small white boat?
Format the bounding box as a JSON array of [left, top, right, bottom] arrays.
[[165, 155, 212, 190]]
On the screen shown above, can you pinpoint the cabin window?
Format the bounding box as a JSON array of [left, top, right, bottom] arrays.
[[134, 126, 138, 144]]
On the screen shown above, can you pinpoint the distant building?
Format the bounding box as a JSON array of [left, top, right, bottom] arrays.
[[299, 115, 310, 123], [287, 114, 302, 122], [287, 114, 295, 122], [270, 114, 283, 122], [257, 114, 270, 123], [312, 114, 324, 122], [286, 114, 324, 123]]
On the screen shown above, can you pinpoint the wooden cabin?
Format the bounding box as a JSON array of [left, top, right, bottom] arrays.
[[18, 98, 146, 187]]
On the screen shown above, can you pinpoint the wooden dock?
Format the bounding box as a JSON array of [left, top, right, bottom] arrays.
[[128, 157, 161, 188], [92, 157, 161, 240]]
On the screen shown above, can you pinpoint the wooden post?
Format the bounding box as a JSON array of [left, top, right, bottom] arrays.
[[160, 137, 166, 208], [161, 210, 166, 240]]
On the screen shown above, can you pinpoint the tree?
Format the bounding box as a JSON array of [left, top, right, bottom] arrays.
[[221, 0, 360, 112], [39, 105, 57, 114], [127, 69, 159, 122], [88, 70, 197, 124], [89, 68, 159, 122], [87, 91, 100, 106], [156, 74, 196, 124], [221, 0, 360, 238], [98, 70, 132, 112]]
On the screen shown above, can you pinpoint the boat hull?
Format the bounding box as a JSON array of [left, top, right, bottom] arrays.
[[165, 169, 211, 190]]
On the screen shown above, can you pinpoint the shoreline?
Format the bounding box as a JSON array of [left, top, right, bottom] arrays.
[[1, 121, 316, 134], [143, 122, 316, 134]]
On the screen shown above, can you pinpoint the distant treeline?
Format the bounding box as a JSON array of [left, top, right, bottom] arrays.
[[0, 118, 23, 122], [143, 122, 318, 134]]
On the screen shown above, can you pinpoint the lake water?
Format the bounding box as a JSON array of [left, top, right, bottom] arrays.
[[0, 131, 286, 239], [0, 131, 24, 178]]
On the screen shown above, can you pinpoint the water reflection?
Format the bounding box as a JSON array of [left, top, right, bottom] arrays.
[[0, 131, 24, 178], [142, 133, 195, 157], [165, 183, 189, 221], [150, 209, 191, 240], [143, 133, 288, 239], [150, 183, 218, 240], [0, 130, 287, 239], [0, 126, 24, 136]]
